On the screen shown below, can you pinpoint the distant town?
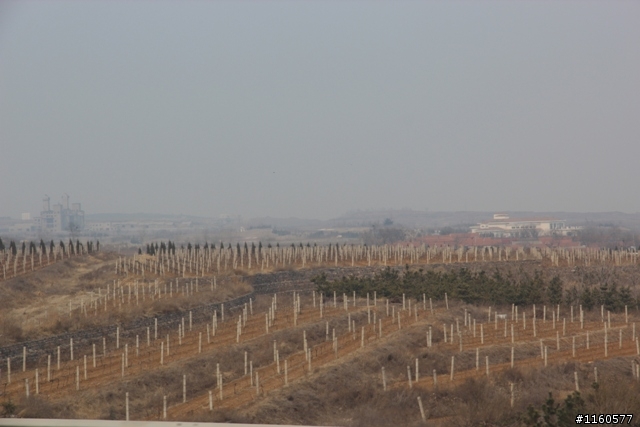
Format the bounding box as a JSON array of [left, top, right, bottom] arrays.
[[1, 195, 639, 251]]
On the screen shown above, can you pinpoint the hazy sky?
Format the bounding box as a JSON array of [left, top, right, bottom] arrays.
[[1, 1, 639, 220]]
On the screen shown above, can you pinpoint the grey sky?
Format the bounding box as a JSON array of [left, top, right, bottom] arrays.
[[1, 1, 639, 220]]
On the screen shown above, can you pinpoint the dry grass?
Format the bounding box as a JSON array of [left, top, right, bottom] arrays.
[[5, 256, 640, 425], [0, 258, 253, 345], [5, 298, 640, 426], [192, 303, 640, 426], [228, 356, 640, 427], [6, 302, 349, 421], [0, 314, 24, 346]]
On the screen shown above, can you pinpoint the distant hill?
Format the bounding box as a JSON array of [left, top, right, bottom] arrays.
[[85, 210, 640, 231], [86, 213, 210, 222], [244, 216, 325, 229], [328, 209, 640, 230], [327, 210, 492, 228]]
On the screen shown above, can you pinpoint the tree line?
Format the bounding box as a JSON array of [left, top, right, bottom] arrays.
[[0, 238, 99, 256], [313, 266, 636, 312], [142, 240, 338, 256]]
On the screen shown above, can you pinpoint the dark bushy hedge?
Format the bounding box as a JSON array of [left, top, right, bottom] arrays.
[[313, 266, 636, 312]]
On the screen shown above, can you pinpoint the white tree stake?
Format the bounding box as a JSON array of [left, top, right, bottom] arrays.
[[381, 367, 387, 391]]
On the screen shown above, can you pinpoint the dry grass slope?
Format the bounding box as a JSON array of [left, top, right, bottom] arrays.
[[3, 249, 640, 426]]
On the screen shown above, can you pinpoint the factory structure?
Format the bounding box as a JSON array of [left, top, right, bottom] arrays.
[[470, 213, 578, 238], [38, 194, 85, 233]]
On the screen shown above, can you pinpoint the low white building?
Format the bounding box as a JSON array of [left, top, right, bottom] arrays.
[[10, 221, 38, 233], [470, 214, 577, 238], [87, 222, 113, 232]]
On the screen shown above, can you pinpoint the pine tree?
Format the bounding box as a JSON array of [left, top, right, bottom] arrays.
[[547, 276, 564, 305], [619, 286, 635, 309], [525, 392, 585, 427], [564, 286, 579, 306], [603, 283, 622, 312], [581, 287, 595, 310]]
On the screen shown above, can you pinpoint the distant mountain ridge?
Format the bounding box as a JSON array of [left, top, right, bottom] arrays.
[[85, 210, 640, 230], [86, 213, 209, 222], [328, 210, 640, 230]]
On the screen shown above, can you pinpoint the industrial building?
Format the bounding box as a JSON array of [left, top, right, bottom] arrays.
[[470, 213, 577, 238], [39, 194, 85, 233]]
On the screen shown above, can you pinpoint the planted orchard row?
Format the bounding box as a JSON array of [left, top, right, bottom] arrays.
[[0, 244, 93, 281], [119, 244, 640, 281], [0, 269, 315, 366], [4, 291, 445, 421], [382, 304, 640, 416], [2, 291, 396, 403], [158, 300, 440, 420]]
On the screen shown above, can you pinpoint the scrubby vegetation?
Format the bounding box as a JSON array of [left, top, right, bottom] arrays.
[[313, 265, 638, 312]]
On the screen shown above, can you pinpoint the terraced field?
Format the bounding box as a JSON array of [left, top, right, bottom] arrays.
[[2, 246, 640, 425]]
